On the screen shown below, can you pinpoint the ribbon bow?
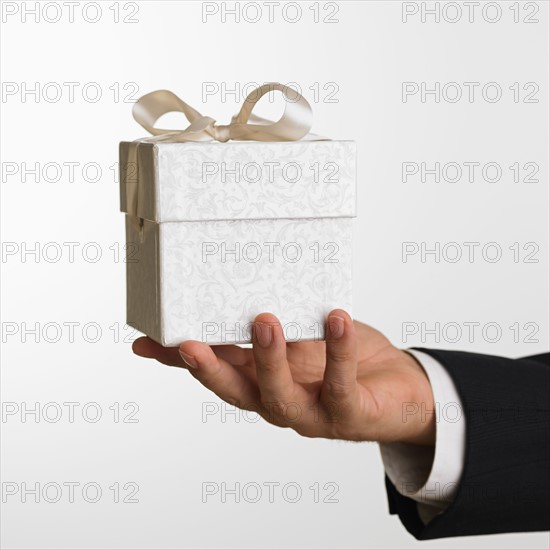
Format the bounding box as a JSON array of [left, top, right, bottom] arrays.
[[132, 83, 313, 143]]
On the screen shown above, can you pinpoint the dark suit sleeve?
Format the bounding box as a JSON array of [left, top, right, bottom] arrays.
[[384, 349, 550, 539]]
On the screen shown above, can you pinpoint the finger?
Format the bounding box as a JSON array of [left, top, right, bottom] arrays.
[[212, 346, 257, 384], [252, 313, 295, 405], [211, 345, 252, 367], [180, 341, 260, 409], [132, 337, 184, 367], [132, 338, 253, 370], [322, 309, 358, 404]]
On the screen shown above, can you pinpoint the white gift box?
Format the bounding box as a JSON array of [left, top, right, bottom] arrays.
[[119, 139, 356, 346]]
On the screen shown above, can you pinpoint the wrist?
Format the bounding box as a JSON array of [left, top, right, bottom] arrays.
[[398, 350, 436, 446]]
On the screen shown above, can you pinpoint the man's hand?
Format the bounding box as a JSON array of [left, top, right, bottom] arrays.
[[132, 310, 435, 446]]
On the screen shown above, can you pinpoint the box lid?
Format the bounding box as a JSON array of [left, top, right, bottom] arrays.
[[120, 139, 356, 223]]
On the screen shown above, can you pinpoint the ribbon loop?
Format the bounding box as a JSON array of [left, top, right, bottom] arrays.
[[132, 83, 313, 143]]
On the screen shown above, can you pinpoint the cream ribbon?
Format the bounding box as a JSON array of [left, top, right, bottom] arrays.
[[132, 83, 314, 143]]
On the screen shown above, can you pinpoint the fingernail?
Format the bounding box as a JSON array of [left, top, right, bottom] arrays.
[[179, 350, 198, 369], [327, 315, 345, 340], [254, 322, 272, 348]]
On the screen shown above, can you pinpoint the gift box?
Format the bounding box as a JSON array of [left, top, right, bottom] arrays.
[[120, 85, 356, 346]]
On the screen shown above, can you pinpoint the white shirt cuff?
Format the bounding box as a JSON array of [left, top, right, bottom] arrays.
[[379, 349, 466, 524]]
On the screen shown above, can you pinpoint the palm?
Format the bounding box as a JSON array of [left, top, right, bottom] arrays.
[[213, 321, 394, 387], [207, 321, 412, 440], [288, 321, 396, 380]]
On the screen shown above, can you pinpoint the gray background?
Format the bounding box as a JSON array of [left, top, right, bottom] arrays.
[[1, 1, 549, 548]]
